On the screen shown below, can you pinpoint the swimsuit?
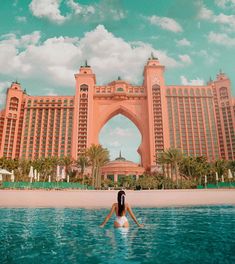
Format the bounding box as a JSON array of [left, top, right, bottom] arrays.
[[115, 216, 128, 226]]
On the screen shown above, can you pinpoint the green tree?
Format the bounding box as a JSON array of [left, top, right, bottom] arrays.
[[86, 144, 109, 188], [161, 148, 183, 187], [60, 156, 74, 181], [77, 155, 89, 186], [211, 159, 228, 182]]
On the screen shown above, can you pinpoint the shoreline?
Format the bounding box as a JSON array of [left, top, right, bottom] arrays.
[[1, 189, 235, 208]]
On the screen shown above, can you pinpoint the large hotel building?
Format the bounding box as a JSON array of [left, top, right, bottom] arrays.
[[0, 56, 234, 170]]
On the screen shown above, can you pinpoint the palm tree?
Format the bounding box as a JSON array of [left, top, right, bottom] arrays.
[[17, 158, 30, 181], [60, 156, 74, 181], [157, 152, 168, 179], [163, 148, 183, 187], [77, 155, 89, 186], [86, 144, 109, 188], [212, 159, 228, 182], [180, 156, 195, 179]]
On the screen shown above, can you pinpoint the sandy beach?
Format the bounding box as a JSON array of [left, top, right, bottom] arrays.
[[0, 189, 235, 208]]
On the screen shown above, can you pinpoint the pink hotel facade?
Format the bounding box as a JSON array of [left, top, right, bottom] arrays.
[[0, 56, 235, 171]]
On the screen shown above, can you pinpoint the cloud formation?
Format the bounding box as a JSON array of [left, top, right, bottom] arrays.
[[198, 3, 235, 31], [0, 81, 10, 108], [180, 76, 204, 86], [208, 31, 235, 46], [110, 127, 133, 137], [176, 38, 191, 46], [29, 0, 126, 24], [178, 54, 192, 64], [147, 15, 183, 33], [29, 0, 68, 24], [215, 0, 235, 9], [0, 25, 184, 92]]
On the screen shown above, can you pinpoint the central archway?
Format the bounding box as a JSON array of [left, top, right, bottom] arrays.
[[99, 114, 142, 162], [91, 102, 152, 169]]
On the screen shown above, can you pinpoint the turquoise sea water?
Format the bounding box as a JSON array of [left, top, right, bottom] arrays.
[[0, 206, 235, 264]]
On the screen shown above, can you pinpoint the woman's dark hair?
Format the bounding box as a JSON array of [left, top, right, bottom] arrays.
[[117, 190, 126, 216]]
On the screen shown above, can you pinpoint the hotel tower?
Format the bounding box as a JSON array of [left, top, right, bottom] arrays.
[[0, 56, 234, 170]]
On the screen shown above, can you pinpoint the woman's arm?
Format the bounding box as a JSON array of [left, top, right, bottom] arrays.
[[127, 204, 144, 227], [100, 204, 116, 227]]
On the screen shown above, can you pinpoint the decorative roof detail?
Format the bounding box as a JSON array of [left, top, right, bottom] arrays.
[[81, 60, 90, 68], [115, 151, 126, 161], [149, 52, 158, 60]]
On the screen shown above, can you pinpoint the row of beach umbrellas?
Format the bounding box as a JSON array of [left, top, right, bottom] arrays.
[[28, 165, 70, 183], [204, 169, 234, 184]]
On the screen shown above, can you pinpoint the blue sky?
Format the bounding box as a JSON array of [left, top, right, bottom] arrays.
[[0, 0, 235, 162]]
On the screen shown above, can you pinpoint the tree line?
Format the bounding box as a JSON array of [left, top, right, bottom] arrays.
[[0, 146, 234, 189]]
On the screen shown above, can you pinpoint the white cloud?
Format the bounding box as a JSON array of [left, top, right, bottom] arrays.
[[0, 81, 10, 109], [16, 16, 27, 23], [191, 49, 217, 65], [0, 25, 185, 91], [208, 31, 235, 46], [215, 0, 235, 9], [110, 127, 133, 137], [29, 0, 126, 23], [180, 76, 204, 86], [67, 0, 95, 15], [108, 141, 121, 147], [198, 3, 235, 31], [43, 88, 58, 96], [178, 54, 192, 64], [29, 0, 68, 24], [147, 15, 183, 33], [176, 38, 191, 46]]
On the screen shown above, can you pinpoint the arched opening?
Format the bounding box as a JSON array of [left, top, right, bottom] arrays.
[[99, 114, 142, 163]]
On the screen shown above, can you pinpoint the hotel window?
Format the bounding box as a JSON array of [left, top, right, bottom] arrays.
[[80, 84, 88, 92], [207, 89, 212, 96]]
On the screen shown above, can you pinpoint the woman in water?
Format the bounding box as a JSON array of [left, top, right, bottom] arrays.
[[100, 190, 144, 228]]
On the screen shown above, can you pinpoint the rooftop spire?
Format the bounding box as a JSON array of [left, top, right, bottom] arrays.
[[115, 151, 126, 161], [149, 52, 158, 60], [81, 60, 90, 68]]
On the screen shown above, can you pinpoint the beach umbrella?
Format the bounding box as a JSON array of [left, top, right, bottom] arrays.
[[10, 170, 15, 182], [37, 172, 40, 182], [0, 168, 13, 175], [215, 172, 219, 181], [228, 169, 233, 179], [61, 168, 66, 180], [48, 175, 51, 183], [0, 168, 13, 182], [56, 165, 60, 181], [67, 175, 70, 183], [221, 175, 224, 182], [34, 169, 37, 180], [28, 166, 34, 183], [204, 175, 207, 184]]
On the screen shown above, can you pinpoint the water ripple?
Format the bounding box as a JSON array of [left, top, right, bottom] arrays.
[[0, 206, 235, 264]]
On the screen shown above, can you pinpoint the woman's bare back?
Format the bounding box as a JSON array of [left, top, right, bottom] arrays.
[[113, 202, 127, 216]]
